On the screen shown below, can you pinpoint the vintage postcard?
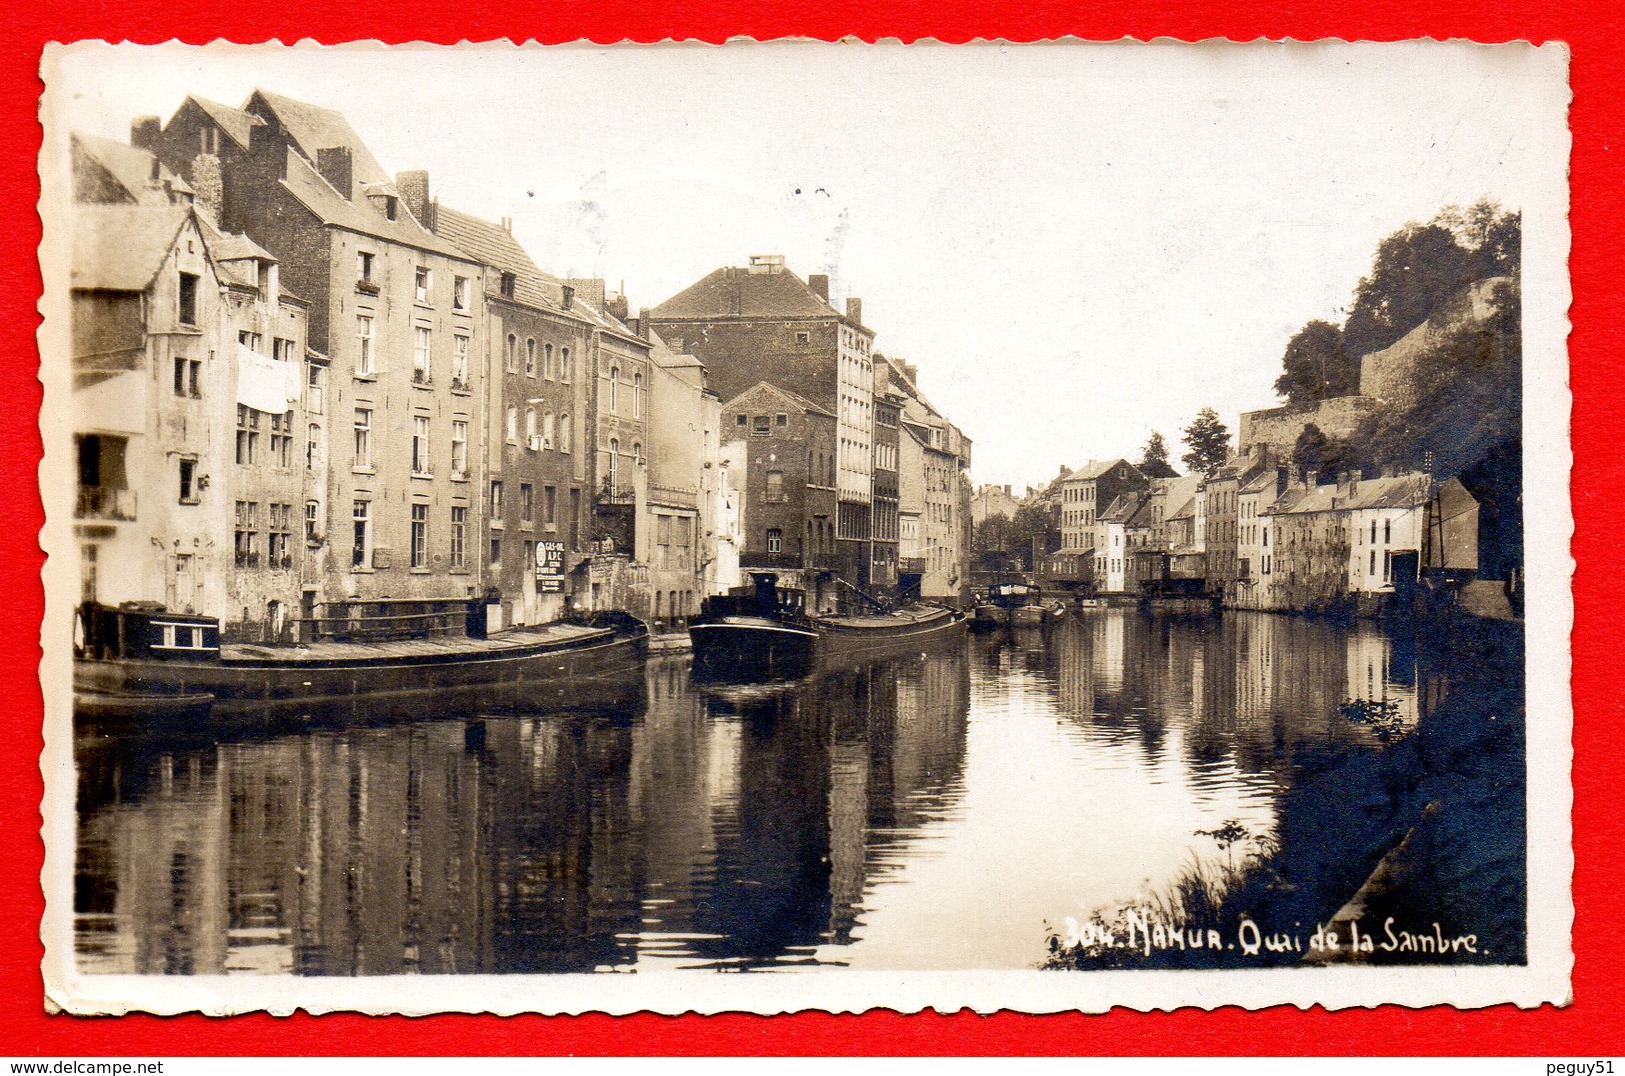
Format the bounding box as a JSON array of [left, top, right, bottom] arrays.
[[37, 38, 1571, 1015]]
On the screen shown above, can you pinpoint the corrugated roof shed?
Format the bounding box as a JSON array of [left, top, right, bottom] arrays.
[[71, 204, 192, 291]]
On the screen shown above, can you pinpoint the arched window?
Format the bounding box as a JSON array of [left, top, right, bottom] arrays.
[[608, 365, 620, 412], [632, 441, 642, 465], [506, 405, 517, 443], [560, 347, 571, 383], [766, 527, 782, 553], [525, 338, 537, 377], [525, 408, 537, 445], [633, 372, 643, 417], [543, 412, 556, 447], [505, 333, 517, 372], [558, 413, 571, 453], [608, 437, 620, 486], [544, 343, 555, 379]]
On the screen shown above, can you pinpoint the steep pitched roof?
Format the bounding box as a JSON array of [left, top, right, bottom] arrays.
[[1348, 473, 1433, 510], [1279, 483, 1348, 516], [279, 149, 470, 260], [1101, 492, 1142, 525], [187, 95, 264, 150], [652, 265, 843, 321], [196, 213, 273, 262], [432, 204, 559, 311], [249, 89, 392, 188], [72, 133, 191, 204], [1167, 496, 1197, 521], [71, 204, 193, 291], [1239, 470, 1278, 496], [1138, 458, 1180, 479], [723, 380, 834, 419]]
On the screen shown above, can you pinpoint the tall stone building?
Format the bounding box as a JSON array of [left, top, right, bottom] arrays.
[[142, 90, 490, 629], [416, 185, 594, 627], [69, 132, 312, 642], [650, 256, 879, 588]]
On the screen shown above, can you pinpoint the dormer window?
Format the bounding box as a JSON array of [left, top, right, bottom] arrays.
[[500, 272, 516, 298], [384, 197, 398, 221]]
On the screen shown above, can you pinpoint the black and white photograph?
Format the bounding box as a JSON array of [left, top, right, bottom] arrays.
[[38, 38, 1571, 1015]]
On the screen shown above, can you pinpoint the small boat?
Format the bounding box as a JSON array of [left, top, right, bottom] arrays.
[[972, 582, 1039, 630], [690, 573, 965, 681], [1011, 599, 1067, 628], [72, 601, 648, 711]]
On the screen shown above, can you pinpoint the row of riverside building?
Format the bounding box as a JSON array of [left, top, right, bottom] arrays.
[[65, 91, 973, 642], [991, 278, 1517, 619]]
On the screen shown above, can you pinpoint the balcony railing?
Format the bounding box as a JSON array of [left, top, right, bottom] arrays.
[[76, 486, 136, 521], [898, 557, 927, 574], [597, 481, 636, 505]]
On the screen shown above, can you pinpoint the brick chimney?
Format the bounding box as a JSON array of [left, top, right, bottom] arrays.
[[396, 170, 432, 228], [605, 294, 631, 322], [1306, 470, 1319, 488], [190, 152, 224, 222], [316, 146, 353, 201], [808, 274, 830, 301], [130, 116, 161, 153], [561, 284, 575, 311], [846, 297, 863, 325], [635, 307, 651, 340]]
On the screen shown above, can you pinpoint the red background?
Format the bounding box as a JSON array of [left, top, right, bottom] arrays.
[[2, 1, 1615, 1056]]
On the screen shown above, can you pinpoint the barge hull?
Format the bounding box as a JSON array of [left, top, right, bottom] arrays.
[[75, 629, 646, 705]]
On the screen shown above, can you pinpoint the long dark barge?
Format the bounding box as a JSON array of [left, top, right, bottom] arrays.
[[688, 573, 965, 682], [73, 601, 649, 715]]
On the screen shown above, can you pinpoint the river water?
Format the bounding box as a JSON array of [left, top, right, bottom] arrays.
[[74, 608, 1524, 975]]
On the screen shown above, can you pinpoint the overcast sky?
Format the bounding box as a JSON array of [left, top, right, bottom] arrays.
[[49, 40, 1556, 487]]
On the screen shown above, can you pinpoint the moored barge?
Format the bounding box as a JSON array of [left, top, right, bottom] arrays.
[[73, 601, 648, 713], [689, 573, 965, 681]]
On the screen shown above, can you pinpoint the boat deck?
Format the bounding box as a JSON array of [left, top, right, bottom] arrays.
[[818, 607, 955, 630], [221, 622, 610, 663]]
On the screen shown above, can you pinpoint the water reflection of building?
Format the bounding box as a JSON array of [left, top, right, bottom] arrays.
[[634, 649, 970, 964], [77, 701, 644, 974], [1048, 610, 1427, 786]]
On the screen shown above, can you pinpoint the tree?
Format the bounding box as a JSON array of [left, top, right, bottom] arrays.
[[1139, 431, 1170, 472], [1291, 422, 1361, 483], [973, 513, 1016, 555], [1180, 408, 1232, 477], [1341, 202, 1521, 362], [1274, 320, 1356, 405]]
